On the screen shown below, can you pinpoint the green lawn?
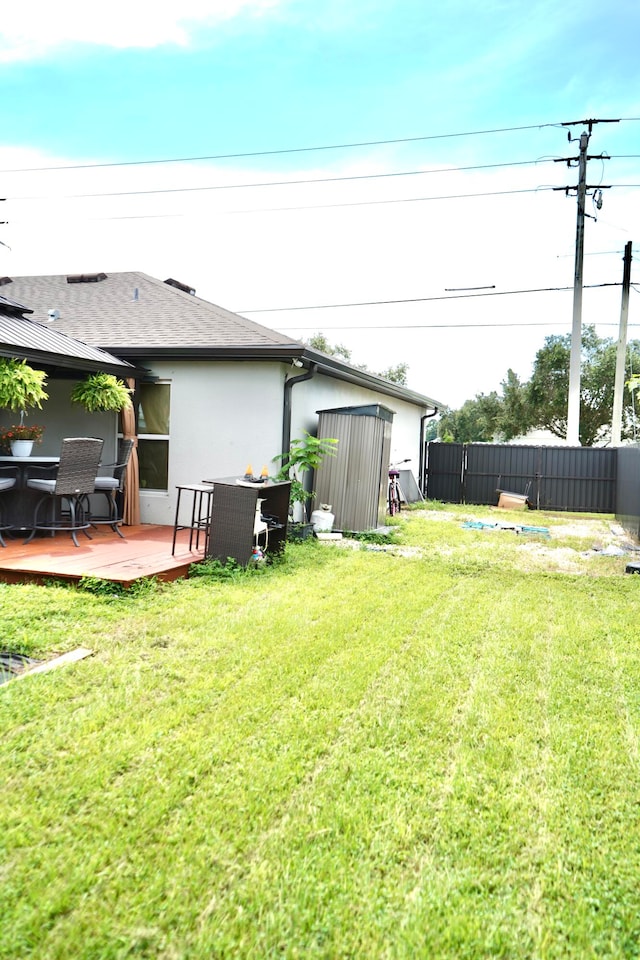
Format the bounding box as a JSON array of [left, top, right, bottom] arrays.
[[2, 506, 640, 959]]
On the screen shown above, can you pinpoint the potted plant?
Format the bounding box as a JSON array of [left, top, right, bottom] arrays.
[[0, 358, 49, 455], [0, 422, 45, 455], [273, 432, 338, 538], [70, 373, 133, 412]]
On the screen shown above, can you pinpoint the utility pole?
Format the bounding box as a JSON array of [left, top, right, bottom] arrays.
[[554, 119, 618, 445], [611, 240, 633, 446], [0, 198, 7, 250], [566, 131, 589, 445]]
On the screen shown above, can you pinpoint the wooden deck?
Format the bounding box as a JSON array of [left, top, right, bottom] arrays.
[[0, 524, 206, 587]]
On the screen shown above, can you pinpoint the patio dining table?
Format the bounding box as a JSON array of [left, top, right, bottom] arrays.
[[0, 455, 61, 532]]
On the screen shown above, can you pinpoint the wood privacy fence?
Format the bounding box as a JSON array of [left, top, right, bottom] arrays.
[[424, 443, 617, 514]]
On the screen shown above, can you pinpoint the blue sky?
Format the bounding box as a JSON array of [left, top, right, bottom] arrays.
[[1, 0, 639, 410]]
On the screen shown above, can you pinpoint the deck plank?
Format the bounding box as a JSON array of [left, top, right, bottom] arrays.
[[0, 525, 205, 586]]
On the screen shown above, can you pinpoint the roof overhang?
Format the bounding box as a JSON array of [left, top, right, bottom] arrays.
[[299, 348, 443, 411], [107, 343, 443, 411], [0, 312, 144, 379]]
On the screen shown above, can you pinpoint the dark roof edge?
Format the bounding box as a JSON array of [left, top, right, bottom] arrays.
[[107, 343, 442, 409], [301, 349, 442, 410], [0, 347, 145, 379], [0, 295, 33, 316], [100, 344, 305, 364]]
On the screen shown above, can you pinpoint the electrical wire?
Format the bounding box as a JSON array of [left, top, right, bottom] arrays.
[[5, 179, 637, 219], [220, 183, 640, 216], [279, 319, 640, 330], [0, 121, 577, 174], [238, 283, 621, 314], [1, 118, 638, 176], [6, 157, 556, 202]]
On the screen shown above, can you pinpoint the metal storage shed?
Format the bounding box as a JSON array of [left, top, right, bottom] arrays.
[[314, 404, 394, 532]]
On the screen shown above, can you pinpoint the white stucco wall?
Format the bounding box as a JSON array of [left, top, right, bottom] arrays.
[[137, 360, 286, 525], [131, 359, 431, 525], [288, 371, 428, 481]]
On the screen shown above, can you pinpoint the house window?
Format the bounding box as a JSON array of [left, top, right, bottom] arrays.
[[137, 382, 170, 491]]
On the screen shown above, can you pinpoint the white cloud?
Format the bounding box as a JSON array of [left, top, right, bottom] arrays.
[[0, 0, 283, 62]]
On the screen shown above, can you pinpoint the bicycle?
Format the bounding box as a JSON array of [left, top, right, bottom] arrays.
[[387, 459, 410, 516]]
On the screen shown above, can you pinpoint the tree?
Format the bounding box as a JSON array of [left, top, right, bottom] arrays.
[[437, 392, 503, 443], [378, 362, 408, 385], [526, 326, 640, 446], [424, 418, 438, 442], [305, 333, 352, 363], [439, 326, 640, 447], [497, 369, 531, 440], [305, 333, 409, 384]]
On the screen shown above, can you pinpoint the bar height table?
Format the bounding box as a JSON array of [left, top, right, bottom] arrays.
[[0, 456, 60, 532], [202, 478, 291, 566]]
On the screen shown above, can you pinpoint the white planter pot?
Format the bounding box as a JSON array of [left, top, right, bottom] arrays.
[[10, 439, 34, 457]]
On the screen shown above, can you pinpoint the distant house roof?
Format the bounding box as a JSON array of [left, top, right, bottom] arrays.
[[2, 272, 442, 409]]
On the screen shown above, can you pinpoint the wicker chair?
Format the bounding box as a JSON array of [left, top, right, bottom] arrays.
[[24, 437, 104, 548], [89, 438, 134, 538], [0, 465, 18, 547]]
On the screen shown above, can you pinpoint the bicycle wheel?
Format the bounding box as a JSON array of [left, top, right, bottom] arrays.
[[393, 480, 401, 514], [388, 480, 401, 516]]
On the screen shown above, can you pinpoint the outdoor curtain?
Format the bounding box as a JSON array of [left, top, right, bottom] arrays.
[[121, 378, 141, 525]]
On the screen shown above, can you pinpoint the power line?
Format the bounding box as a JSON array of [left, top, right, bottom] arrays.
[[169, 185, 551, 213], [2, 179, 637, 226], [292, 321, 572, 330], [0, 186, 546, 227], [2, 118, 638, 176], [0, 121, 575, 174], [3, 182, 638, 221], [279, 319, 640, 331], [238, 283, 621, 314], [0, 188, 557, 220], [6, 157, 556, 202]]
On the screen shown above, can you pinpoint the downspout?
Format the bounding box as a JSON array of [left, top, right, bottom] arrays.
[[419, 407, 439, 496], [282, 362, 317, 459]]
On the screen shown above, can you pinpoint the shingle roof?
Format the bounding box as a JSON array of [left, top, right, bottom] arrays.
[[3, 272, 302, 352], [2, 272, 443, 409]]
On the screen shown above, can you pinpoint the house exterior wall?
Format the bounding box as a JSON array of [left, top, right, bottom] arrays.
[[288, 372, 427, 478], [136, 360, 286, 525], [125, 360, 429, 526]]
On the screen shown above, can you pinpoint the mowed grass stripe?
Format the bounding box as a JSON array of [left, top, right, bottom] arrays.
[[194, 574, 640, 959], [3, 554, 463, 956], [532, 599, 640, 959], [192, 569, 534, 957], [3, 526, 640, 959]]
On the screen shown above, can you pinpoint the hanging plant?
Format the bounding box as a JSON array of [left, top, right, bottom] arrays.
[[71, 373, 133, 413], [0, 358, 48, 413]]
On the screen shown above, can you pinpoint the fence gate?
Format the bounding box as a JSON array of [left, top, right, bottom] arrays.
[[422, 442, 465, 504]]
